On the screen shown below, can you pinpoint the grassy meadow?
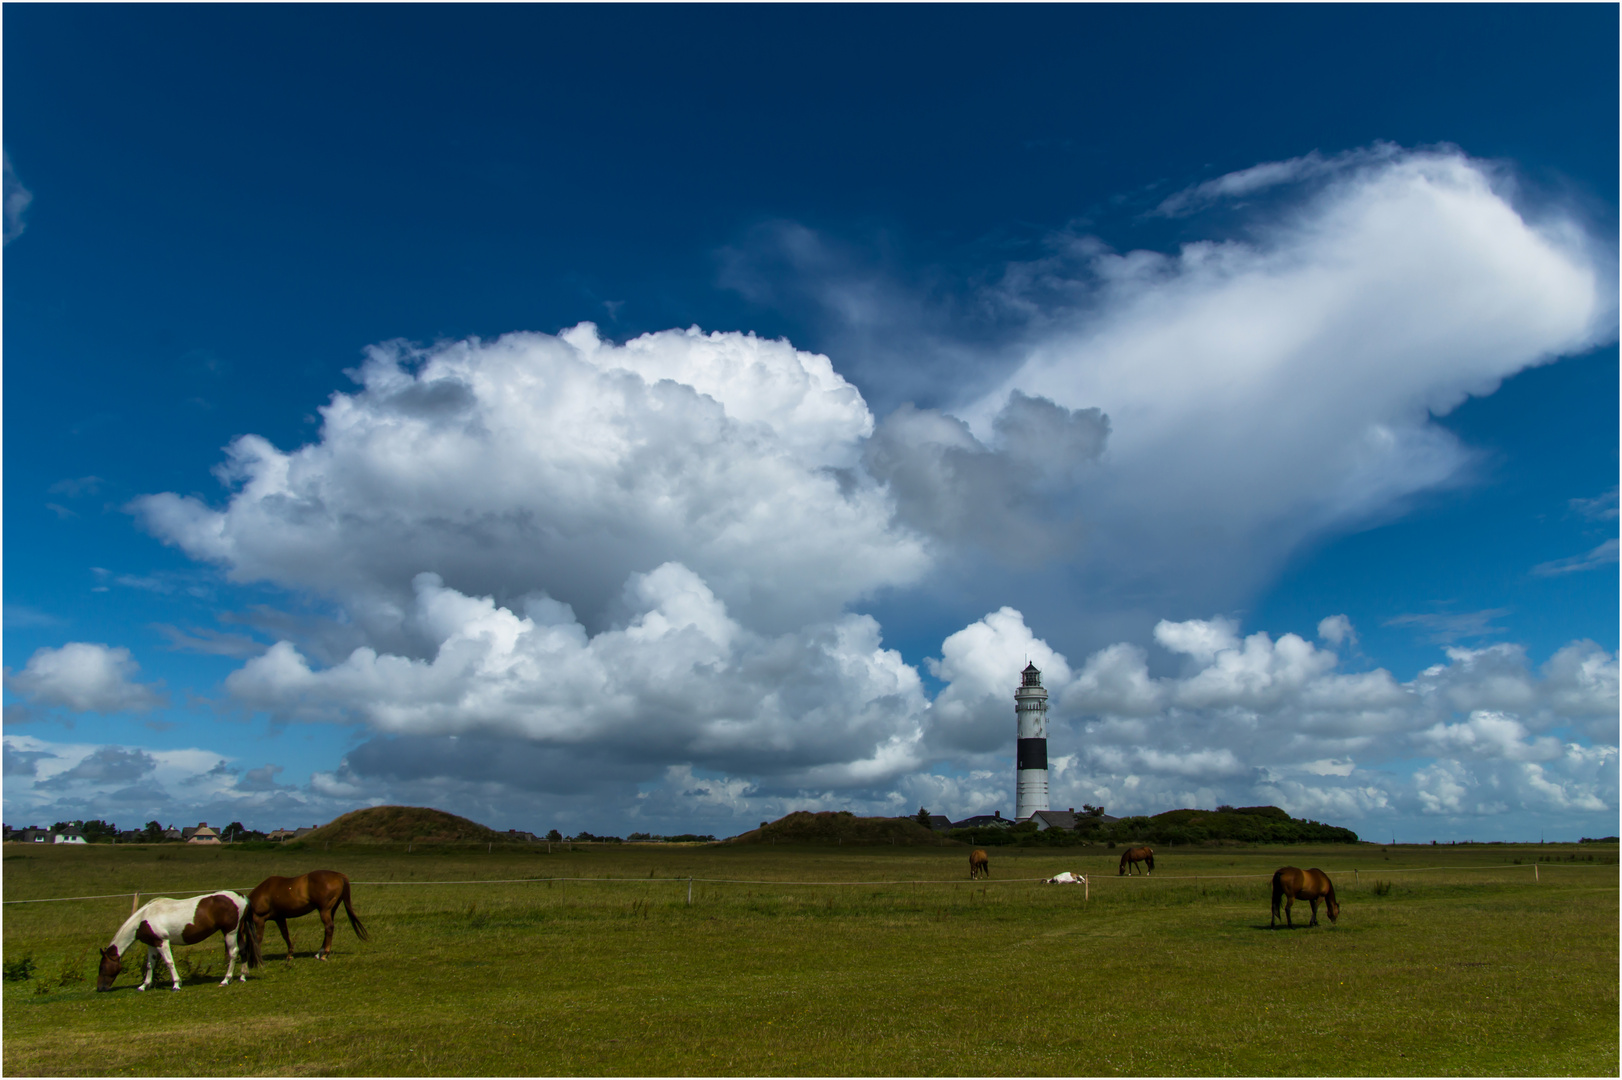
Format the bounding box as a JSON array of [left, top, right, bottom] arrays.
[[3, 839, 1616, 1076]]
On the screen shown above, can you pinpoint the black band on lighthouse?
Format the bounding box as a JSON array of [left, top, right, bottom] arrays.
[[1017, 738, 1047, 771]]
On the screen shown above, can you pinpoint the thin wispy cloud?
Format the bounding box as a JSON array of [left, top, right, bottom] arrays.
[[3, 152, 33, 245], [1385, 608, 1513, 644], [1532, 538, 1620, 578]]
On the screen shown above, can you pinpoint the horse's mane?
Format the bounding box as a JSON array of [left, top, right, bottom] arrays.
[[108, 898, 171, 952]]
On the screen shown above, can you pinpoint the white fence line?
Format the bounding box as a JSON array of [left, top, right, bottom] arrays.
[[4, 860, 1611, 905]]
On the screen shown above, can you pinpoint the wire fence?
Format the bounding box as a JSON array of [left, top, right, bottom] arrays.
[[4, 860, 1613, 905]]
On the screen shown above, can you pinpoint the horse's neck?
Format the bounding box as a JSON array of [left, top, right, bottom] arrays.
[[111, 905, 153, 952]]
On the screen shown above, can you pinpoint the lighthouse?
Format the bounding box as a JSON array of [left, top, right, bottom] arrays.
[[1014, 662, 1050, 820]]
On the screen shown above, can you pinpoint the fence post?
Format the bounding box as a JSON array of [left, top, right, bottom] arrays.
[[687, 877, 693, 906], [132, 892, 139, 913], [1535, 864, 1539, 882]]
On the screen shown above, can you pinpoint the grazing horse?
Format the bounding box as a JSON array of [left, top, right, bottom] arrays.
[[248, 870, 370, 960], [969, 849, 990, 880], [1271, 866, 1340, 928], [1118, 846, 1155, 875], [97, 892, 260, 992]]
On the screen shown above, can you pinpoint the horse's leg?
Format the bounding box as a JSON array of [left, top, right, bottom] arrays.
[[160, 941, 180, 990], [275, 916, 294, 960], [318, 904, 336, 959], [1308, 897, 1319, 927], [1285, 895, 1295, 928], [221, 931, 237, 986], [140, 947, 156, 990]]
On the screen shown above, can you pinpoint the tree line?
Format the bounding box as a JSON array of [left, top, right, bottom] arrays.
[[941, 805, 1360, 847]]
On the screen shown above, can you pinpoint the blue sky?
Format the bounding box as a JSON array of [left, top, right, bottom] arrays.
[[4, 5, 1616, 841]]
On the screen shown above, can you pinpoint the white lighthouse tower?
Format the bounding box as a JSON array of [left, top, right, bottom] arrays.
[[1014, 662, 1050, 821]]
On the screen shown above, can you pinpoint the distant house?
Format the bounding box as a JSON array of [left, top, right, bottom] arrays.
[[1030, 809, 1078, 831], [52, 828, 88, 844], [951, 812, 1012, 830], [14, 828, 52, 844], [923, 815, 953, 833], [162, 826, 184, 841], [505, 829, 540, 842], [267, 826, 317, 841], [185, 823, 222, 845]]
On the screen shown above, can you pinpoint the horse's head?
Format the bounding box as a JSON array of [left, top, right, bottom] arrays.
[[1326, 895, 1340, 922], [96, 946, 122, 991]]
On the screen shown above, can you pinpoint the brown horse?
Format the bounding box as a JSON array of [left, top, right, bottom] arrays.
[[1271, 866, 1339, 928], [1118, 846, 1154, 875], [969, 849, 990, 879], [248, 870, 370, 960]]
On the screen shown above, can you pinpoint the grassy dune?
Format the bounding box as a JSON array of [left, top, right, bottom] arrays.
[[3, 841, 1615, 1076]]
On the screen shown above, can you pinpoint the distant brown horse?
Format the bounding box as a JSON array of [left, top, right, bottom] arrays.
[[969, 849, 990, 879], [248, 870, 369, 960], [1271, 866, 1339, 928], [1118, 846, 1154, 875]]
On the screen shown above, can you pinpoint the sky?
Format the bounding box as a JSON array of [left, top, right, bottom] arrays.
[[4, 5, 1617, 842]]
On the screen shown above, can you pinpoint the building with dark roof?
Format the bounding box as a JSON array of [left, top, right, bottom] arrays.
[[951, 811, 1012, 830]]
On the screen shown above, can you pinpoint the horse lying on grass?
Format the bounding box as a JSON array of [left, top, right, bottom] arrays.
[[1271, 866, 1339, 928], [98, 892, 260, 992], [249, 870, 370, 960]]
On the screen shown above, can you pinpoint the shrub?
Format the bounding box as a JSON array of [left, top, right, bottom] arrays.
[[3, 956, 35, 981], [55, 951, 89, 989]]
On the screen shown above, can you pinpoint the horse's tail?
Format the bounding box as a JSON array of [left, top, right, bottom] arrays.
[[1270, 869, 1285, 920], [340, 878, 370, 943], [1145, 849, 1155, 872], [237, 897, 262, 969]]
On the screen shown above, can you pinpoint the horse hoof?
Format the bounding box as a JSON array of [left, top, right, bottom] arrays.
[[137, 986, 147, 992]]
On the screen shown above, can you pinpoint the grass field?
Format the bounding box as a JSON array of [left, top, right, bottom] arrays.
[[3, 840, 1616, 1076]]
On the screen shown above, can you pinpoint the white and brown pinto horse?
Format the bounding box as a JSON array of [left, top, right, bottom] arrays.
[[1271, 866, 1340, 928], [97, 892, 260, 992]]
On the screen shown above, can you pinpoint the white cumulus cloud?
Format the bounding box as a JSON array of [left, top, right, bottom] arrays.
[[133, 324, 928, 642], [963, 146, 1614, 627], [5, 643, 167, 714], [227, 564, 934, 791]]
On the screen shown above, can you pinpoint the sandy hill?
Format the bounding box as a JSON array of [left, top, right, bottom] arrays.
[[729, 810, 961, 846], [298, 806, 504, 845]]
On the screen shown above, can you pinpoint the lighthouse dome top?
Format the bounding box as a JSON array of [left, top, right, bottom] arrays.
[[1020, 662, 1043, 687]]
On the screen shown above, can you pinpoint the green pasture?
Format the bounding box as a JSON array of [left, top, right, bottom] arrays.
[[3, 840, 1616, 1076]]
